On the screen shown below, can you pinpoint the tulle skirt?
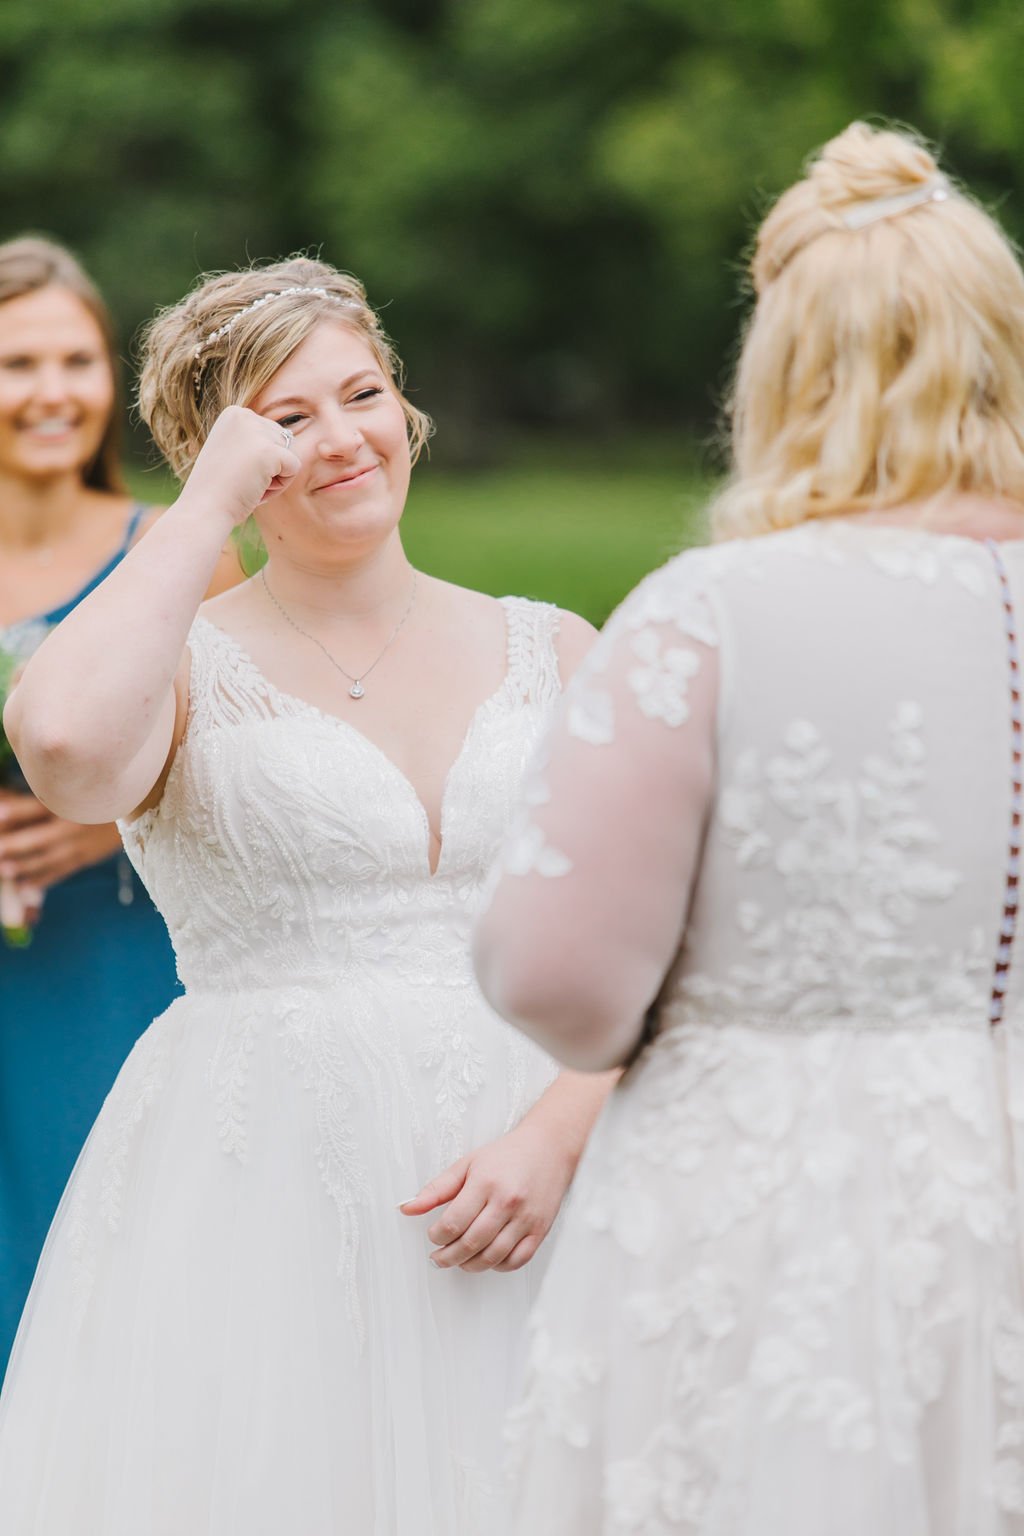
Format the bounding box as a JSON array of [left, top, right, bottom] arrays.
[[0, 980, 555, 1535]]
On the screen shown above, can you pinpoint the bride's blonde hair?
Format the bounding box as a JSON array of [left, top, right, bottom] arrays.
[[137, 256, 432, 480], [712, 122, 1024, 540]]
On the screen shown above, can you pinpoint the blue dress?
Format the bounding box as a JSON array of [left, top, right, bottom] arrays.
[[0, 505, 181, 1383]]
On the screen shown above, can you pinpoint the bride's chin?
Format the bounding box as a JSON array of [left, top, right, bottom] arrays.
[[275, 497, 398, 543], [328, 513, 401, 547], [296, 512, 404, 564]]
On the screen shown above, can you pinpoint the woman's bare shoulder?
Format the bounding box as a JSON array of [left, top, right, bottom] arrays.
[[425, 576, 596, 681], [418, 573, 508, 634]]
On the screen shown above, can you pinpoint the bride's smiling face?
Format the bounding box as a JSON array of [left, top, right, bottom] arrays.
[[250, 320, 412, 563]]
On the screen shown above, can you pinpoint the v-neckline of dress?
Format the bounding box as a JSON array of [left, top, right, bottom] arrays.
[[193, 599, 520, 880]]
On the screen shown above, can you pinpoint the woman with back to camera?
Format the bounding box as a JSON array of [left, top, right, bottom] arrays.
[[477, 123, 1024, 1535], [0, 236, 241, 1385], [0, 255, 611, 1534]]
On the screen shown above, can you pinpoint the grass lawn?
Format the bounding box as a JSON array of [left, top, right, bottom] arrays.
[[128, 444, 717, 628], [403, 458, 713, 625]]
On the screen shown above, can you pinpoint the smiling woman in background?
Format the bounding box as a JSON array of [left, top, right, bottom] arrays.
[[0, 236, 241, 1385]]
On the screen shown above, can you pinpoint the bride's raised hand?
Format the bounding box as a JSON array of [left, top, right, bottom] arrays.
[[180, 405, 301, 530], [399, 1119, 575, 1274]]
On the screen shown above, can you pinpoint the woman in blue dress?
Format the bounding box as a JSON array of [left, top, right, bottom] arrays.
[[0, 236, 240, 1381]]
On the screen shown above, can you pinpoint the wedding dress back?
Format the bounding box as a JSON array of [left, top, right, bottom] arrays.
[[500, 521, 1024, 1535], [672, 521, 1016, 1030]]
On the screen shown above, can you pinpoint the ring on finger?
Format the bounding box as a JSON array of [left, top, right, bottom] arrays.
[[281, 427, 294, 451]]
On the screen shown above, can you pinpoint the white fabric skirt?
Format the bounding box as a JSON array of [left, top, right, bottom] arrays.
[[505, 1018, 1024, 1536], [0, 981, 555, 1535]]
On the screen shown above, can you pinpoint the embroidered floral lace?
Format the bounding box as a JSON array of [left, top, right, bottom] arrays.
[[482, 522, 1024, 1536]]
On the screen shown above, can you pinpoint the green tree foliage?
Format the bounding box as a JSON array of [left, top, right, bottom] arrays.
[[1, 0, 1022, 452]]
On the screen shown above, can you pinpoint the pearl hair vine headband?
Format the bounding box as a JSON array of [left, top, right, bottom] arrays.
[[191, 286, 367, 395], [839, 174, 951, 230]]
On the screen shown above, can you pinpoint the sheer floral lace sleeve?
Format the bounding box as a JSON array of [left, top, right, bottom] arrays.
[[475, 551, 721, 1070]]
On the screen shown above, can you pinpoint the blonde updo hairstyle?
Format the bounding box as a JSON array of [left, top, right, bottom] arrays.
[[137, 256, 432, 480], [713, 122, 1024, 540]]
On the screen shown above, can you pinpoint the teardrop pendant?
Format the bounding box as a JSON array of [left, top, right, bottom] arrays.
[[349, 680, 365, 700]]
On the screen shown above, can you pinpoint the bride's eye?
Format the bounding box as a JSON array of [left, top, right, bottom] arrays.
[[275, 413, 305, 429], [352, 387, 384, 403]]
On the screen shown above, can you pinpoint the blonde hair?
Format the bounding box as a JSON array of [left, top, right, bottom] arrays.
[[137, 256, 432, 479], [0, 234, 126, 494], [712, 122, 1024, 540]]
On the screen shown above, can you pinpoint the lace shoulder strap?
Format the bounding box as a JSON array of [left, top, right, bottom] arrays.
[[185, 616, 283, 733], [501, 597, 562, 706]]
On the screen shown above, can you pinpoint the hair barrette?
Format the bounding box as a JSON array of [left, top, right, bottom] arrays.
[[840, 175, 951, 231]]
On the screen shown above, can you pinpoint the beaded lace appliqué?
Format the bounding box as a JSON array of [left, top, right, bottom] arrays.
[[70, 598, 564, 1340]]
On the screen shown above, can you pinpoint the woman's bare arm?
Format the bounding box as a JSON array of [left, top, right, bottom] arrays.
[[475, 555, 719, 1070], [3, 408, 298, 824]]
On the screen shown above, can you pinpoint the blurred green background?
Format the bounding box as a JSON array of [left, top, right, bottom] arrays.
[[6, 0, 1023, 621], [127, 442, 711, 622]]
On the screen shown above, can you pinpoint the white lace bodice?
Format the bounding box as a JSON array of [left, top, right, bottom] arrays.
[[482, 522, 1024, 1046], [121, 597, 563, 997]]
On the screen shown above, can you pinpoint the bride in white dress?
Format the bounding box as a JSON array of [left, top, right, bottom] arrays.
[[0, 257, 612, 1534], [477, 124, 1024, 1534]]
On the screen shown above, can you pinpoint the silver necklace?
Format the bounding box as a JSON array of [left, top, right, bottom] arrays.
[[260, 566, 418, 700]]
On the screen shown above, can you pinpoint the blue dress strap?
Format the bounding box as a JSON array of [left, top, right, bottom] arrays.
[[119, 501, 148, 551], [41, 503, 151, 626]]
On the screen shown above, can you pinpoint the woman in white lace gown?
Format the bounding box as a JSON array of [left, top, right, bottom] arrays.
[[0, 258, 612, 1534], [477, 124, 1024, 1535]]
